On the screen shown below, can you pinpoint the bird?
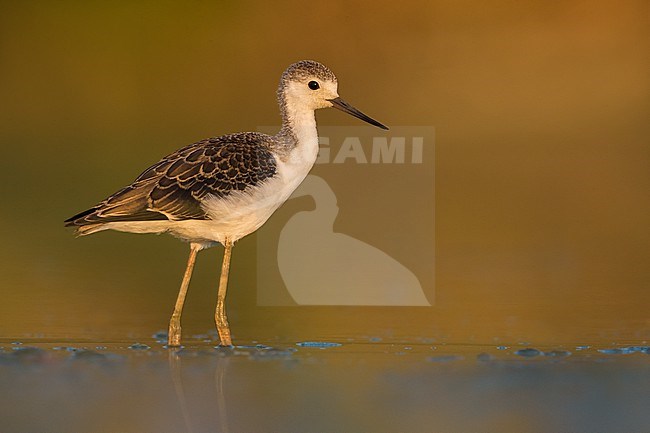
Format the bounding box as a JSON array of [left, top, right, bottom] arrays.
[[65, 60, 388, 347]]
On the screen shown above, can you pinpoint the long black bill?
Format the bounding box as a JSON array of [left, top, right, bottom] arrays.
[[328, 97, 389, 130]]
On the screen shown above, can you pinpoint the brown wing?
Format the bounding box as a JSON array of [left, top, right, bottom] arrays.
[[65, 133, 277, 228]]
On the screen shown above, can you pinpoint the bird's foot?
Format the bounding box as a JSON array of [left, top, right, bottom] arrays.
[[168, 322, 182, 347], [217, 327, 232, 347]]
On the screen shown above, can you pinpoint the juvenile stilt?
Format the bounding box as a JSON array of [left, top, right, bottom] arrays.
[[168, 243, 200, 347], [64, 60, 388, 347], [215, 239, 233, 347]]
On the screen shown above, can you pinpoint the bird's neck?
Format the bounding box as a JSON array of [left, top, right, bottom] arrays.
[[274, 96, 319, 165]]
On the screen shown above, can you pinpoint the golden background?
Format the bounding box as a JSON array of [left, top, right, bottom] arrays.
[[0, 1, 648, 346]]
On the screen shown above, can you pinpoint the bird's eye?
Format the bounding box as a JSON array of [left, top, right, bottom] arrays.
[[308, 81, 320, 90]]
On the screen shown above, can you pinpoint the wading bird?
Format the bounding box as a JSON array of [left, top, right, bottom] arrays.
[[65, 60, 388, 347]]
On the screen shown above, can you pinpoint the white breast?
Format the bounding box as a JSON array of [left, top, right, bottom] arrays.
[[186, 115, 320, 244]]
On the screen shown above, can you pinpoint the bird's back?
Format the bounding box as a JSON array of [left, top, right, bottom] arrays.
[[65, 132, 278, 238]]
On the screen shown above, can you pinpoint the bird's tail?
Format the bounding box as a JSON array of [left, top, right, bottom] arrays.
[[64, 207, 108, 236]]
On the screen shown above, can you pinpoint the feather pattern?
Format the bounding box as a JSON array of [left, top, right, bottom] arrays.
[[65, 132, 277, 229]]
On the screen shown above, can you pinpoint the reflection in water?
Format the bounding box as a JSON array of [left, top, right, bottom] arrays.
[[2, 343, 650, 433], [169, 351, 194, 433], [169, 349, 231, 433], [215, 355, 230, 433], [278, 175, 430, 306]]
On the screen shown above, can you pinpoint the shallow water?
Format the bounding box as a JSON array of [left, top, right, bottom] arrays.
[[2, 337, 649, 433]]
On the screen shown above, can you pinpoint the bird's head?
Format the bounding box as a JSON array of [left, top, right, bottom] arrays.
[[279, 60, 388, 130]]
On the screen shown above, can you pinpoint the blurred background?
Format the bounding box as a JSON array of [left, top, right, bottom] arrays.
[[0, 0, 648, 346]]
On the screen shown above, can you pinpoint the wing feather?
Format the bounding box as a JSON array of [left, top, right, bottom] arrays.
[[65, 133, 278, 230]]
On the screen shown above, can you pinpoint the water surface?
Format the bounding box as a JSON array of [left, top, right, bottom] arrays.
[[2, 337, 649, 433]]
